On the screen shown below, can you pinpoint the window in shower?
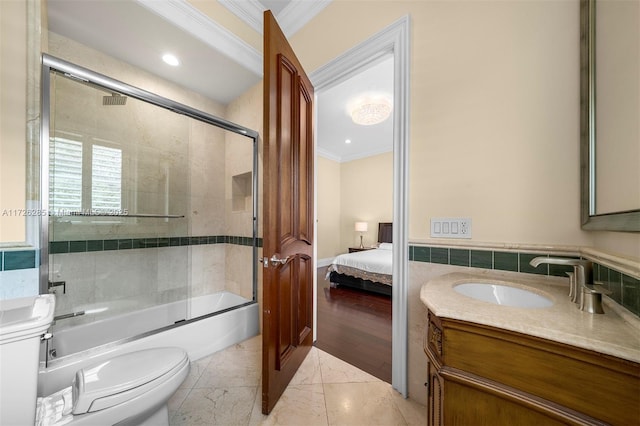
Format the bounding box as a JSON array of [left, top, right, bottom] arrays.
[[42, 55, 259, 361], [49, 136, 123, 215], [91, 144, 122, 212], [49, 137, 83, 212]]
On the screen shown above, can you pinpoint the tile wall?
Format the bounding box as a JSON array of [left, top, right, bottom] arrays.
[[409, 245, 640, 316], [0, 249, 39, 299]]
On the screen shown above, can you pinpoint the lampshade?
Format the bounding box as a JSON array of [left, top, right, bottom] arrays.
[[351, 96, 392, 126], [354, 222, 368, 232]]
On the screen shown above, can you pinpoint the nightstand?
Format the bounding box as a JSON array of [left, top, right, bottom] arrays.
[[348, 247, 375, 253]]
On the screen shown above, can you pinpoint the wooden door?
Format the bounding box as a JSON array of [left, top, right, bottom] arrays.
[[261, 10, 314, 415]]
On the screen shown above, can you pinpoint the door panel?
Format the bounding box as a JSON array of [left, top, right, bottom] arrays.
[[296, 255, 313, 344], [262, 10, 315, 415], [297, 79, 313, 244]]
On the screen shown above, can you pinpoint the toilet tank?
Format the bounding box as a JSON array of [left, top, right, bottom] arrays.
[[0, 294, 56, 426]]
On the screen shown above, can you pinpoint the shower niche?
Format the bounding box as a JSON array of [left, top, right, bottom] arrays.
[[40, 54, 259, 361], [232, 172, 252, 212]]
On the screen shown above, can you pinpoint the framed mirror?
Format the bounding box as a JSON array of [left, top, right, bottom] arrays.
[[580, 0, 640, 231]]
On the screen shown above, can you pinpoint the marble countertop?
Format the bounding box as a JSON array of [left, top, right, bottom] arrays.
[[420, 271, 640, 363]]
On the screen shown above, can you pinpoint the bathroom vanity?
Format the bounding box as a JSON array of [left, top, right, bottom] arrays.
[[421, 273, 640, 426]]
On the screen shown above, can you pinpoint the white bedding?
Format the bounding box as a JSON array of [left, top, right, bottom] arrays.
[[326, 243, 393, 286]]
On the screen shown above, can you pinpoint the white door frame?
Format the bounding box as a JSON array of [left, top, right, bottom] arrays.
[[310, 15, 410, 397]]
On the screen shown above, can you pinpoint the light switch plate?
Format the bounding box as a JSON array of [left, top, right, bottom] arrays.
[[431, 218, 472, 239]]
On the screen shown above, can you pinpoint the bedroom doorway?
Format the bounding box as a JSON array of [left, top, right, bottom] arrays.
[[314, 51, 394, 380], [310, 16, 410, 395]]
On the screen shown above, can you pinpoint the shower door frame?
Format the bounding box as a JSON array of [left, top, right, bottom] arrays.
[[39, 53, 260, 314]]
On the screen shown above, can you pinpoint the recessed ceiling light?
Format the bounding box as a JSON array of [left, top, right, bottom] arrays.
[[345, 139, 352, 144], [162, 53, 180, 66]]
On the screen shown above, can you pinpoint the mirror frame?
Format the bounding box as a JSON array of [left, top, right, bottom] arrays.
[[580, 0, 640, 232]]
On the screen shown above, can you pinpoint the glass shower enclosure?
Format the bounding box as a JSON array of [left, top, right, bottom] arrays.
[[40, 54, 259, 360]]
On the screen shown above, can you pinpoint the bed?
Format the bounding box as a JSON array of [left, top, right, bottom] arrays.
[[326, 222, 393, 296]]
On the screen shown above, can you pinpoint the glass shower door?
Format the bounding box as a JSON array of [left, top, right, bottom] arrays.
[[42, 55, 259, 361], [46, 70, 190, 357]]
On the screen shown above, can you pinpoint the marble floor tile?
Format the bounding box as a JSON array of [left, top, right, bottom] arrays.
[[249, 383, 328, 426], [290, 346, 322, 385], [168, 387, 191, 421], [170, 335, 427, 426], [389, 389, 429, 426], [171, 386, 257, 426], [323, 382, 407, 426], [195, 348, 261, 389], [318, 349, 381, 384], [229, 334, 262, 352], [180, 356, 213, 389]]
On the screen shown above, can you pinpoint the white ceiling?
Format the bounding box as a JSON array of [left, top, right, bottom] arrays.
[[46, 0, 392, 161], [47, 0, 261, 104], [317, 56, 394, 162]]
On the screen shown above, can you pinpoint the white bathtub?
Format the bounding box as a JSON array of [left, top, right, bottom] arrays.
[[37, 291, 259, 396]]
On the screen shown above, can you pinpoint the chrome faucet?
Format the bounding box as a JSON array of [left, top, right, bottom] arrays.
[[529, 257, 592, 301], [529, 257, 606, 314]]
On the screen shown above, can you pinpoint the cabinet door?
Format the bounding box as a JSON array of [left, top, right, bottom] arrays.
[[428, 361, 444, 426]]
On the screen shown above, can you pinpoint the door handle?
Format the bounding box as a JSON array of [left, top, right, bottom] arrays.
[[270, 254, 290, 267]]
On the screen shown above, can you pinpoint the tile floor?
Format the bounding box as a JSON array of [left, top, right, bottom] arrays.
[[168, 335, 427, 425]]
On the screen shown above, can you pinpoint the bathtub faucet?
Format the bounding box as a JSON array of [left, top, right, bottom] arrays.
[[48, 280, 66, 295]]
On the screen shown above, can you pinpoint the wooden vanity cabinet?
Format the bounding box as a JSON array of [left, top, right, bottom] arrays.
[[424, 310, 640, 426]]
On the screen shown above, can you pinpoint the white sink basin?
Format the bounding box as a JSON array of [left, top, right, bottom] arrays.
[[454, 283, 553, 308]]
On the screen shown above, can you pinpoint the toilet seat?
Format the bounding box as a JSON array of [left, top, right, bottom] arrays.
[[72, 347, 189, 414]]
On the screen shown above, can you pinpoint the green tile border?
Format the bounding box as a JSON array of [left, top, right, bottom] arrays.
[[47, 235, 260, 255], [494, 251, 518, 272], [431, 247, 449, 264], [0, 236, 261, 272], [1, 241, 637, 316], [450, 249, 470, 267], [409, 245, 640, 317], [471, 250, 492, 269], [2, 250, 37, 271]]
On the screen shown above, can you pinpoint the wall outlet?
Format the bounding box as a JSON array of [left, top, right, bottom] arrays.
[[431, 217, 472, 239]]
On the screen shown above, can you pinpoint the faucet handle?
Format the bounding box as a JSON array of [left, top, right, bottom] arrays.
[[565, 271, 577, 301], [579, 282, 611, 315], [583, 282, 612, 295]]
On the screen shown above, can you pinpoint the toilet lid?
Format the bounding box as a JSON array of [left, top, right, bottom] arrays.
[[72, 347, 188, 414]]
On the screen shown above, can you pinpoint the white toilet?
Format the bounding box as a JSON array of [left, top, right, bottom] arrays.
[[0, 295, 190, 426]]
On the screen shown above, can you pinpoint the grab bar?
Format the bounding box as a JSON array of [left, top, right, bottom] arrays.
[[66, 213, 185, 218], [53, 311, 85, 322]]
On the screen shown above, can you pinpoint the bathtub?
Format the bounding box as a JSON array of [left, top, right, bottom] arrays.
[[37, 291, 259, 396]]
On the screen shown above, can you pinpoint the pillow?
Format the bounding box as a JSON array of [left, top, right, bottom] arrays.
[[378, 243, 393, 250]]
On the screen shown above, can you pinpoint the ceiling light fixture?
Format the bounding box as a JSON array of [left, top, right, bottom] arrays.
[[350, 96, 392, 126], [345, 139, 352, 144], [162, 53, 180, 66]]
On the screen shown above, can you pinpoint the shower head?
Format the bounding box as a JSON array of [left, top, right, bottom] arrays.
[[103, 93, 127, 106]]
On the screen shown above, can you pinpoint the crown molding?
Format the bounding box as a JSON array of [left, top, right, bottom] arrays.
[[317, 146, 393, 164], [277, 0, 331, 37], [316, 148, 342, 163], [311, 15, 410, 91], [218, 0, 331, 37], [136, 0, 262, 76], [218, 0, 264, 33], [339, 147, 393, 163]]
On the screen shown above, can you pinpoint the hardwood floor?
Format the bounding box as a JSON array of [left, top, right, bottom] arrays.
[[315, 266, 392, 383]]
